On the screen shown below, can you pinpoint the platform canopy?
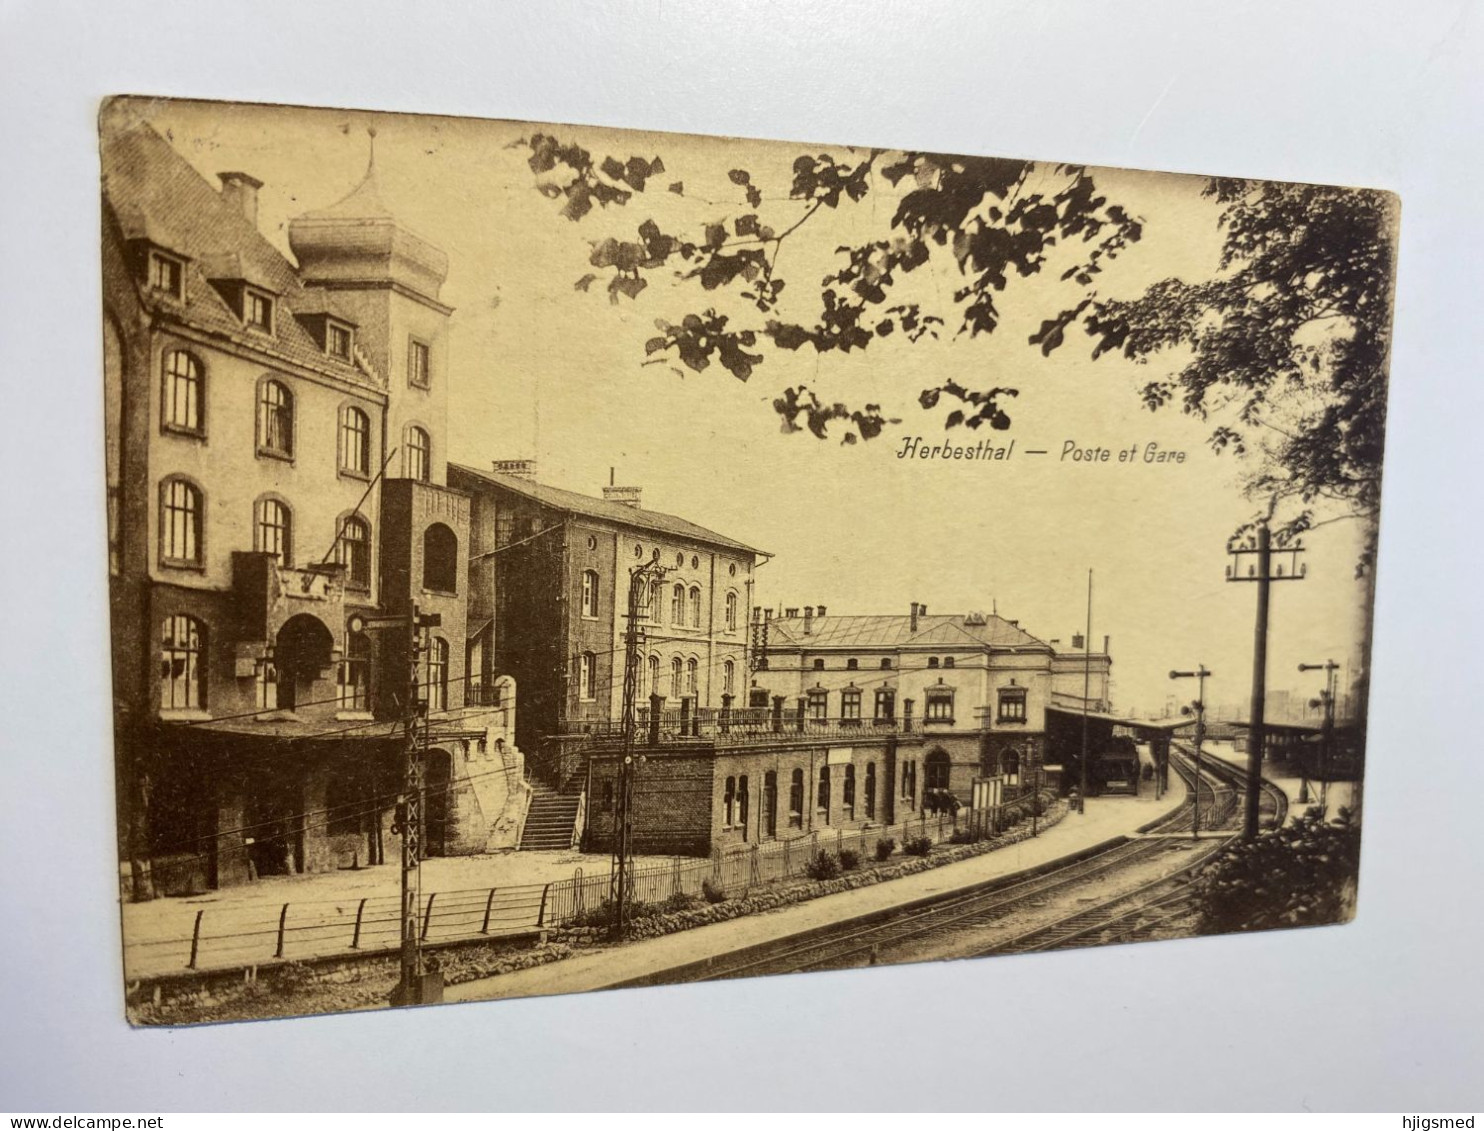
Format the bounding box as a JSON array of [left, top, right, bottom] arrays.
[[1044, 706, 1196, 732]]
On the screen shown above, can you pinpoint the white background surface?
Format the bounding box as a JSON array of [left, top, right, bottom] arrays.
[[1, 0, 1481, 1112]]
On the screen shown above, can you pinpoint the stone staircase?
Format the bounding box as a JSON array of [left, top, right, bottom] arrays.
[[518, 781, 583, 851]]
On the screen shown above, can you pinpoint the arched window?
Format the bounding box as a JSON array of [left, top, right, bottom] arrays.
[[648, 579, 662, 623], [671, 584, 685, 625], [405, 425, 431, 482], [426, 637, 448, 711], [163, 350, 203, 433], [789, 769, 804, 828], [724, 776, 737, 827], [580, 570, 599, 618], [944, 656, 956, 669], [812, 658, 825, 671], [254, 497, 292, 567], [722, 660, 735, 696], [725, 591, 738, 631], [335, 515, 371, 588], [738, 774, 750, 834], [685, 657, 698, 695], [422, 522, 458, 593], [670, 657, 683, 699], [339, 406, 370, 475], [843, 764, 856, 820], [159, 477, 202, 565], [579, 651, 596, 701], [689, 586, 702, 627], [1002, 747, 1021, 786], [846, 658, 859, 670], [160, 614, 206, 710], [865, 763, 877, 819], [647, 654, 660, 699], [256, 378, 294, 457], [816, 765, 830, 822]]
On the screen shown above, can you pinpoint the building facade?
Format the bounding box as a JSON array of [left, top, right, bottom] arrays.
[[752, 603, 1113, 804], [102, 111, 523, 897], [448, 463, 763, 790]]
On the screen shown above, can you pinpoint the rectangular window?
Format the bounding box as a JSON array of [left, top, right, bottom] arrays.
[[788, 770, 804, 828], [724, 776, 736, 828], [816, 766, 830, 822], [336, 658, 368, 711], [149, 252, 183, 299], [841, 689, 861, 723], [328, 322, 353, 360], [926, 693, 954, 723], [874, 689, 896, 723], [842, 764, 855, 820], [245, 288, 274, 333], [998, 689, 1028, 723], [409, 338, 431, 388], [807, 689, 828, 722]]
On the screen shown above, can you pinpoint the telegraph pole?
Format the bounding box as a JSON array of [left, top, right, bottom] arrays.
[[1170, 666, 1210, 839], [611, 558, 664, 940], [1227, 522, 1306, 840]]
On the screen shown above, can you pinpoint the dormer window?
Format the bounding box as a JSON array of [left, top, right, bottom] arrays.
[[327, 321, 353, 360], [148, 252, 183, 299], [244, 288, 274, 333]]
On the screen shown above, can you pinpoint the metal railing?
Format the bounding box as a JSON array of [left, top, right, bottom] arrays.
[[556, 709, 915, 747]]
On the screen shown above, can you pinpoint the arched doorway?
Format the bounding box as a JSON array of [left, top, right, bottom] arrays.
[[924, 748, 952, 792], [424, 748, 453, 857], [1001, 747, 1021, 786], [274, 614, 334, 711]]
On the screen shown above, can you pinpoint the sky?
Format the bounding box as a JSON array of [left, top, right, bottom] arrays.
[[125, 97, 1375, 717]]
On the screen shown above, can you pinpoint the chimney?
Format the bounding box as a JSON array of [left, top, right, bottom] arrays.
[[1103, 634, 1110, 655], [784, 607, 799, 619], [816, 605, 826, 618], [602, 485, 643, 508], [492, 459, 537, 480], [218, 171, 264, 229], [803, 606, 813, 635], [909, 602, 920, 633]]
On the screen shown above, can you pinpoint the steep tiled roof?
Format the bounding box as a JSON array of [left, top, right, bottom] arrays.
[[100, 117, 379, 390], [449, 464, 764, 557], [768, 613, 1050, 652]]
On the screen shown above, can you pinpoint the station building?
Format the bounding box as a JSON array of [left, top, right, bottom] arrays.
[[102, 109, 523, 898]]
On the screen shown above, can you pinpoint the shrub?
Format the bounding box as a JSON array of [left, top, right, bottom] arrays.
[[874, 837, 896, 861], [804, 850, 841, 880], [662, 890, 698, 914], [903, 835, 933, 857], [700, 876, 728, 904], [838, 848, 861, 871], [947, 828, 976, 844]]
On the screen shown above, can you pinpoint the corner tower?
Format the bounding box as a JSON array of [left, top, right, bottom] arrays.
[[288, 132, 452, 485]]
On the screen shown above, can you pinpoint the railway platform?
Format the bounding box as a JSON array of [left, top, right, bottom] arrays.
[[446, 781, 1189, 1004], [1199, 741, 1356, 821]]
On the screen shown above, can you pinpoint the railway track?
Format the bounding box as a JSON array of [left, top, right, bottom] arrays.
[[642, 746, 1286, 984]]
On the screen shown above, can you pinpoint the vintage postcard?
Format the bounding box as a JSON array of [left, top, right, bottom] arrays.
[[101, 96, 1397, 1024]]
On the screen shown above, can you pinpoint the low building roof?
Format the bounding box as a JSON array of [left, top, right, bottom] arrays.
[[767, 612, 1050, 652], [449, 464, 764, 557]]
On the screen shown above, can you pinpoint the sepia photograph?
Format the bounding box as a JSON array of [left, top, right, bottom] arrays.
[[100, 95, 1396, 1027]]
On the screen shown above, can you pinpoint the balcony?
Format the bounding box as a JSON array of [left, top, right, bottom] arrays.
[[556, 708, 915, 749]]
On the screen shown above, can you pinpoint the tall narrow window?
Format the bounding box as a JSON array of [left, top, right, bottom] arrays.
[[579, 652, 596, 701], [725, 591, 738, 631], [842, 764, 856, 820], [162, 350, 202, 434], [689, 586, 702, 628], [647, 655, 660, 699], [722, 660, 735, 696], [738, 774, 750, 836], [159, 478, 202, 565], [670, 657, 683, 699], [405, 426, 431, 482], [338, 633, 369, 711], [874, 688, 896, 723], [408, 338, 431, 389], [816, 766, 830, 822], [160, 614, 206, 710], [426, 637, 448, 711], [255, 658, 278, 711], [671, 584, 685, 626], [580, 570, 599, 618], [841, 688, 862, 722], [789, 769, 804, 828], [807, 688, 828, 722], [648, 579, 662, 623], [254, 497, 292, 567], [685, 658, 698, 695], [724, 776, 736, 827], [328, 322, 353, 360], [339, 406, 370, 475], [335, 515, 371, 588], [865, 763, 877, 819], [257, 379, 293, 457], [422, 523, 458, 593]]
